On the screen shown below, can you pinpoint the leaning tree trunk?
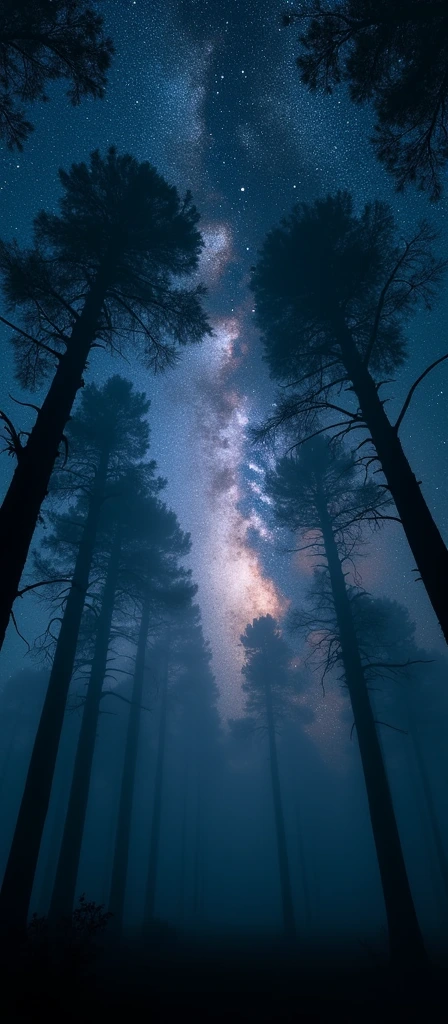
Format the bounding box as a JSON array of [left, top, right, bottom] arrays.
[[108, 596, 152, 933], [317, 492, 427, 967], [264, 677, 296, 941], [340, 328, 448, 645], [0, 263, 114, 654], [49, 528, 122, 921], [0, 449, 110, 936], [144, 644, 169, 928]]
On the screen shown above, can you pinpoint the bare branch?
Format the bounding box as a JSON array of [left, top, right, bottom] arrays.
[[374, 719, 408, 736], [394, 352, 448, 433]]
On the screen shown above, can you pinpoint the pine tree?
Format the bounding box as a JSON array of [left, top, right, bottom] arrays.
[[108, 527, 195, 933], [0, 0, 113, 149], [0, 377, 153, 933], [251, 192, 448, 643], [350, 595, 448, 909], [284, 1, 448, 199], [0, 147, 210, 651], [266, 436, 426, 966], [240, 615, 297, 942]]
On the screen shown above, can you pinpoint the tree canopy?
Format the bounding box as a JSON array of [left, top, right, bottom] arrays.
[[0, 0, 113, 149], [285, 0, 448, 199]]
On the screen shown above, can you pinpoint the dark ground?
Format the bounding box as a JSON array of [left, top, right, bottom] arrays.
[[2, 928, 447, 1022]]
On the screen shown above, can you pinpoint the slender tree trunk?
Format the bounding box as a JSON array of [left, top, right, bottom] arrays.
[[0, 721, 19, 800], [36, 779, 71, 916], [0, 266, 113, 653], [193, 781, 201, 921], [340, 330, 448, 644], [144, 645, 169, 927], [177, 763, 188, 927], [49, 528, 122, 921], [317, 493, 427, 967], [264, 679, 296, 941], [407, 712, 448, 905], [296, 804, 312, 934], [0, 452, 109, 936], [108, 597, 152, 932]]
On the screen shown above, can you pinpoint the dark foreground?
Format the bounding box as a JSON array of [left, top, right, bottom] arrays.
[[2, 927, 447, 1022]]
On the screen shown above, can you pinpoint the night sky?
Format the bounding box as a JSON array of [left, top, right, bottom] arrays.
[[0, 0, 447, 724]]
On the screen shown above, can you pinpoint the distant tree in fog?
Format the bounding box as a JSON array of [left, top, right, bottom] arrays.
[[266, 436, 427, 967], [349, 594, 448, 908], [0, 0, 113, 149], [240, 614, 297, 941], [284, 0, 448, 199], [154, 606, 221, 930], [108, 520, 196, 934], [141, 602, 217, 933], [251, 191, 448, 643]]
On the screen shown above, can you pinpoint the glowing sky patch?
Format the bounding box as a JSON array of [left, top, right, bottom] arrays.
[[191, 315, 287, 712], [200, 222, 234, 282]]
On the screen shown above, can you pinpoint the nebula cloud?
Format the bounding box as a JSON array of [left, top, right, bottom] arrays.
[[191, 315, 286, 710]]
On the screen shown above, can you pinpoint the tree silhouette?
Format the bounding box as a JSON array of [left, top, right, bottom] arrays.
[[284, 1, 448, 199], [251, 191, 448, 643], [266, 437, 426, 966], [0, 146, 210, 653], [240, 615, 296, 941], [349, 594, 448, 909], [169, 612, 220, 929], [0, 0, 113, 149], [108, 533, 196, 934], [0, 377, 153, 934], [49, 478, 192, 922]]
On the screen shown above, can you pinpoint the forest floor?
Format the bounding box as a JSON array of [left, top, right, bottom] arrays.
[[2, 929, 448, 1022]]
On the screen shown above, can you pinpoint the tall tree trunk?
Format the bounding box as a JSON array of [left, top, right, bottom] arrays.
[[108, 597, 152, 932], [340, 329, 448, 644], [317, 493, 427, 967], [407, 711, 448, 906], [144, 644, 169, 927], [193, 780, 201, 921], [0, 450, 109, 936], [49, 528, 122, 921], [36, 778, 71, 916], [296, 804, 312, 934], [177, 763, 188, 927], [264, 678, 296, 940], [0, 722, 19, 800], [0, 266, 113, 653]]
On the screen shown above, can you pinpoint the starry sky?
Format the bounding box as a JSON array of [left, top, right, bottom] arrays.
[[0, 0, 447, 720]]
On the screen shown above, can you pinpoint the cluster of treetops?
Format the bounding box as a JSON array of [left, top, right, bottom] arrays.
[[0, 0, 447, 970]]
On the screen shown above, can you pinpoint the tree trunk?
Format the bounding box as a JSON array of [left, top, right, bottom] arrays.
[[144, 644, 169, 927], [36, 778, 71, 916], [49, 528, 122, 921], [0, 266, 112, 654], [296, 804, 312, 934], [177, 763, 188, 927], [0, 450, 109, 936], [340, 330, 448, 644], [108, 597, 152, 932], [317, 493, 427, 967], [407, 711, 448, 906], [193, 781, 201, 921], [265, 677, 296, 941]]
